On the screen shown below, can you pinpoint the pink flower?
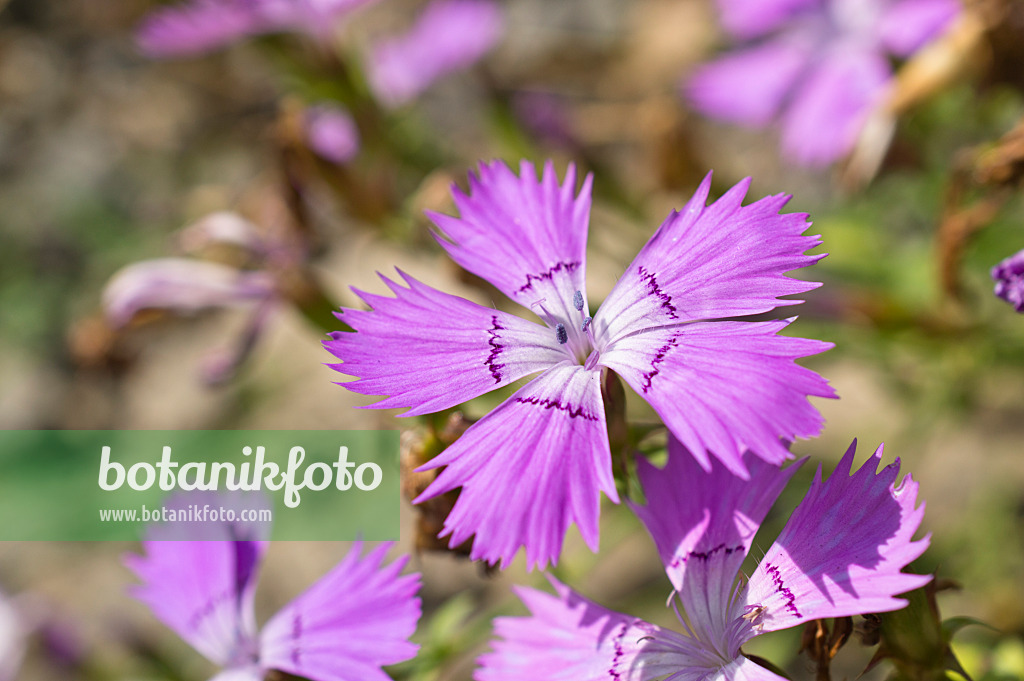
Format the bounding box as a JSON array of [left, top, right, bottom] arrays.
[[686, 0, 960, 166], [479, 438, 931, 681], [325, 159, 835, 568]]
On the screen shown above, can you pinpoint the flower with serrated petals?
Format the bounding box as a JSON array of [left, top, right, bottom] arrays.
[[478, 438, 931, 681], [126, 502, 420, 681], [325, 159, 836, 569]]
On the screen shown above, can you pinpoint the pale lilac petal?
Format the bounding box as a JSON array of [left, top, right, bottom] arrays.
[[178, 212, 266, 256], [102, 258, 276, 327], [135, 0, 261, 58], [595, 175, 824, 340], [305, 104, 360, 164], [125, 539, 266, 666], [260, 542, 420, 681], [631, 438, 799, 648], [415, 363, 616, 569], [0, 590, 26, 681], [325, 270, 564, 415], [427, 160, 592, 330], [599, 319, 835, 475], [991, 249, 1024, 312], [714, 0, 819, 39], [367, 0, 502, 107], [878, 0, 960, 56], [477, 580, 699, 681], [685, 41, 811, 127], [715, 657, 791, 681], [780, 47, 891, 166], [743, 441, 931, 636]]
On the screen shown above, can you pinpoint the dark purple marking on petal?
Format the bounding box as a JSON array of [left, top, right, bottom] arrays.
[[485, 315, 505, 383], [668, 542, 743, 570], [637, 266, 678, 320], [639, 337, 679, 394], [513, 395, 599, 421], [516, 261, 581, 294], [609, 620, 628, 680], [186, 588, 233, 632], [763, 562, 800, 617], [290, 612, 303, 665]]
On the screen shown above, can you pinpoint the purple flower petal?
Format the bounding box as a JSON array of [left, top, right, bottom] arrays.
[[255, 0, 380, 38], [596, 174, 824, 341], [878, 0, 960, 56], [477, 579, 698, 681], [125, 538, 266, 666], [780, 47, 891, 166], [714, 0, 819, 39], [992, 248, 1024, 312], [599, 319, 835, 474], [135, 0, 262, 58], [743, 441, 931, 636], [631, 437, 800, 647], [102, 258, 277, 327], [685, 40, 811, 127], [305, 104, 360, 164], [428, 160, 591, 322], [260, 542, 421, 681], [414, 363, 616, 569], [325, 270, 564, 415], [367, 0, 502, 107]]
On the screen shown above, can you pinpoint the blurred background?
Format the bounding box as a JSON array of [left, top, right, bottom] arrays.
[[0, 0, 1023, 679]]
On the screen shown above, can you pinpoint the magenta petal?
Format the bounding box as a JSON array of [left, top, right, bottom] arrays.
[[326, 270, 563, 415], [780, 47, 891, 167], [597, 174, 823, 339], [599, 319, 835, 475], [745, 441, 931, 634], [415, 363, 616, 569], [878, 0, 960, 56], [428, 160, 591, 314], [367, 0, 502, 107], [477, 579, 697, 681], [260, 542, 421, 681], [714, 0, 819, 39], [102, 258, 276, 327], [685, 41, 810, 127], [256, 0, 380, 39], [631, 437, 799, 646], [124, 538, 267, 666], [135, 0, 260, 58]]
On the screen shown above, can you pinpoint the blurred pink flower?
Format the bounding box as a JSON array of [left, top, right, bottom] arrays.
[[366, 0, 503, 107], [136, 0, 381, 57], [305, 103, 360, 164], [685, 0, 960, 166]]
